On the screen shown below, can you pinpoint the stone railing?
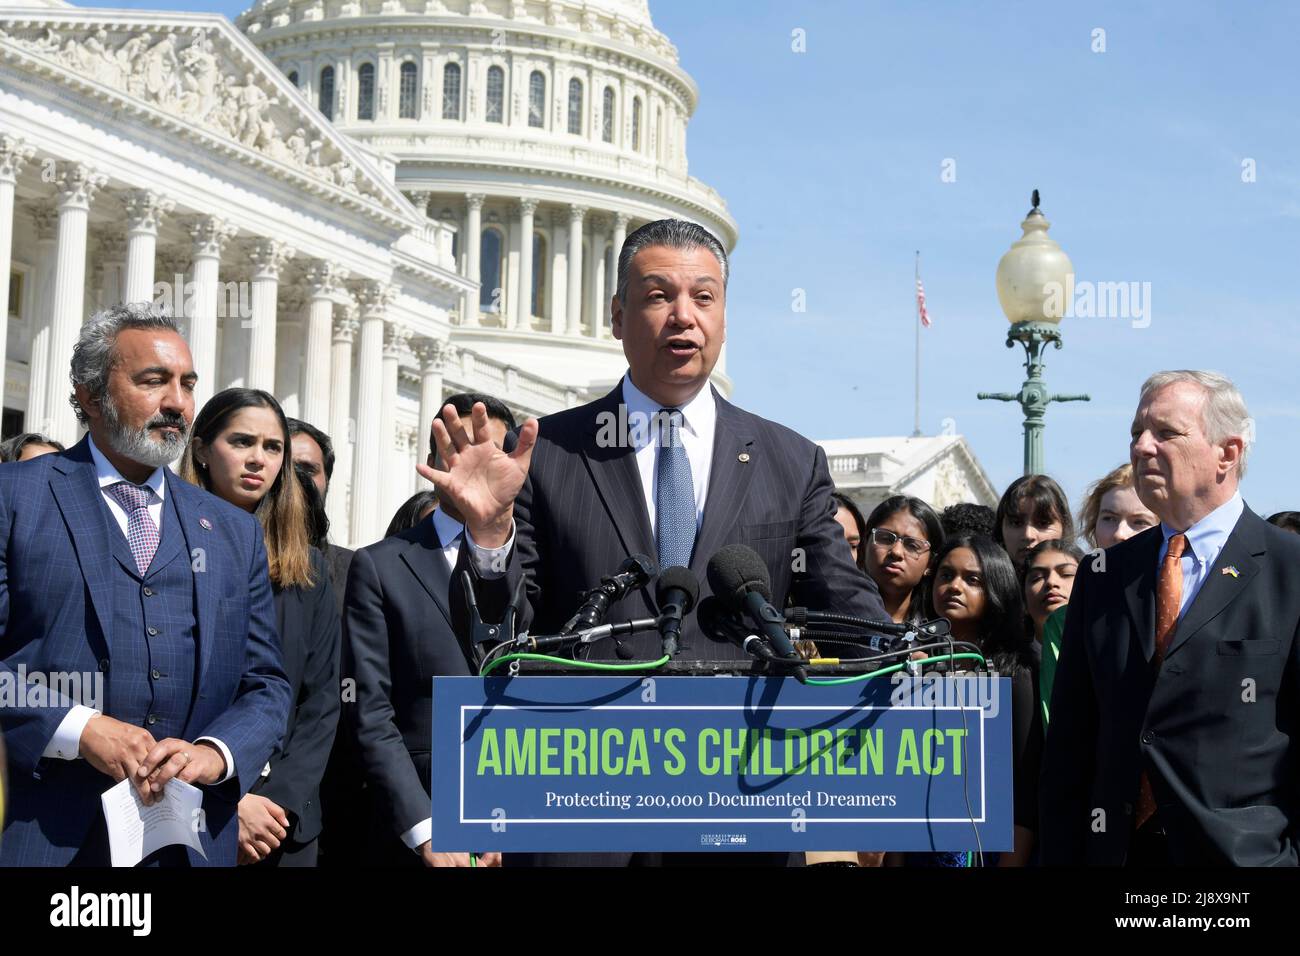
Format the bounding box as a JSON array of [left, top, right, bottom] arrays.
[[826, 453, 890, 485]]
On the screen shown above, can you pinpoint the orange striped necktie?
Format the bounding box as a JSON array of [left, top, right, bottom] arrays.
[[1135, 532, 1187, 830]]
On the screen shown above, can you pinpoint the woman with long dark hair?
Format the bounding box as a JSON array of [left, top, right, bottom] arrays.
[[862, 495, 944, 624], [994, 474, 1075, 566], [892, 534, 1042, 866], [180, 388, 339, 867], [1021, 539, 1085, 727]]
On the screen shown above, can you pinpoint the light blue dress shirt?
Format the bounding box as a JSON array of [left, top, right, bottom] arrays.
[[1156, 491, 1245, 620]]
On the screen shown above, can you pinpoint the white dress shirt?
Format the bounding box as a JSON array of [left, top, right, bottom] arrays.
[[401, 506, 465, 853], [42, 436, 236, 785], [466, 374, 717, 576], [1157, 490, 1245, 620]]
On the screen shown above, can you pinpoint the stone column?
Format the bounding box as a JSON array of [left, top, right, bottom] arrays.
[[565, 204, 586, 335], [327, 304, 358, 542], [611, 210, 630, 280], [89, 231, 127, 315], [246, 238, 295, 392], [187, 216, 237, 412], [405, 190, 432, 218], [463, 193, 484, 326], [46, 163, 106, 447], [123, 190, 173, 304], [586, 214, 606, 340], [275, 288, 305, 418], [413, 338, 454, 483], [513, 198, 538, 330], [380, 322, 411, 527], [0, 138, 34, 392], [549, 210, 567, 334], [24, 202, 59, 436], [349, 281, 393, 546], [302, 261, 344, 428]]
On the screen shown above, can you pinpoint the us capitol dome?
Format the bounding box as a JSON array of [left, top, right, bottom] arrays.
[[237, 0, 737, 391]]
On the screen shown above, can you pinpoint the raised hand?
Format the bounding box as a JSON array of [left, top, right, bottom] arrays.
[[416, 401, 538, 548]]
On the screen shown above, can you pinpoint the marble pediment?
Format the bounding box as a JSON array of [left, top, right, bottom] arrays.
[[0, 12, 415, 224]]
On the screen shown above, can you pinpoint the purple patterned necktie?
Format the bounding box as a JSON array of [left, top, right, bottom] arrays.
[[106, 481, 160, 575]]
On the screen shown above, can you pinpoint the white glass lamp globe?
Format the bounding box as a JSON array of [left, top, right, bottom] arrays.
[[995, 201, 1074, 326]]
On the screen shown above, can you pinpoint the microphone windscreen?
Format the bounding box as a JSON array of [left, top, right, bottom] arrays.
[[706, 544, 772, 610], [655, 566, 700, 613]]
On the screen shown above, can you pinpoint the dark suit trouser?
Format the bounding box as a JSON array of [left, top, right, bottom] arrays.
[[1126, 817, 1170, 867]]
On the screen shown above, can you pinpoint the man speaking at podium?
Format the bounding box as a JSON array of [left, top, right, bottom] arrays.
[[425, 218, 887, 667], [426, 219, 888, 865]]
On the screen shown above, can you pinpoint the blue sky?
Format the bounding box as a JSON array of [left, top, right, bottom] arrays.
[[78, 0, 1300, 515]]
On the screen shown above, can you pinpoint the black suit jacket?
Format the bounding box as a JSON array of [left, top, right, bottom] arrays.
[[346, 518, 474, 849], [1040, 505, 1300, 865], [251, 548, 340, 844], [457, 382, 887, 661], [323, 542, 354, 619]]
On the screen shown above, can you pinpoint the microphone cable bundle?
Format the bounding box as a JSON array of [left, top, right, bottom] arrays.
[[471, 544, 987, 681]]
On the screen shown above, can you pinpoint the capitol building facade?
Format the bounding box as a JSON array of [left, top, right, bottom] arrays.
[[2, 0, 995, 549], [0, 0, 738, 546]]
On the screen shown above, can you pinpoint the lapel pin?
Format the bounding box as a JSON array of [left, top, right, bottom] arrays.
[[1221, 565, 1239, 577], [199, 517, 212, 530], [738, 453, 750, 463]]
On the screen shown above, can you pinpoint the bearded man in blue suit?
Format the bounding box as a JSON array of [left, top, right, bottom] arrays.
[[0, 304, 290, 866]]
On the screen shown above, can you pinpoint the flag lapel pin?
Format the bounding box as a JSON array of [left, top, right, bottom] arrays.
[[1221, 565, 1240, 577]]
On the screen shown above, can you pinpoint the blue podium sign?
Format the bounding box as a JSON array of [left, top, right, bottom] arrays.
[[431, 674, 1013, 853]]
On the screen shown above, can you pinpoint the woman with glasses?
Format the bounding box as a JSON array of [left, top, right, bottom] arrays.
[[862, 495, 945, 624]]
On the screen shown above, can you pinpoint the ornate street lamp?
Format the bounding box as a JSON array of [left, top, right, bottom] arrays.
[[977, 191, 1089, 476]]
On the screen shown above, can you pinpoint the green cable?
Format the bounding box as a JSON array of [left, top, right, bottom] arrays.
[[803, 652, 987, 686], [480, 651, 670, 677]]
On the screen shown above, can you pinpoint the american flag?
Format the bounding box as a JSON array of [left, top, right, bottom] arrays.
[[916, 275, 931, 327]]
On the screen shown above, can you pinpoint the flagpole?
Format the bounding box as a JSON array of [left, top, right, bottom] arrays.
[[913, 250, 922, 437]]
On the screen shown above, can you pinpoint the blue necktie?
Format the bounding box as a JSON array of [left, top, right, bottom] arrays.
[[655, 408, 696, 569]]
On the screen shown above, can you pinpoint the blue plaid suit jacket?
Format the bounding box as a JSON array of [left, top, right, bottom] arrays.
[[0, 436, 291, 866]]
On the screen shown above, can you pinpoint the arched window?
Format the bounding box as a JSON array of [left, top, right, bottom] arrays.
[[357, 62, 375, 120], [442, 62, 462, 120], [567, 77, 583, 135], [479, 228, 503, 310], [485, 65, 504, 123], [631, 96, 642, 151], [532, 233, 548, 318], [287, 69, 299, 88], [528, 70, 545, 128], [399, 61, 418, 119], [318, 66, 334, 120], [656, 105, 664, 160], [601, 86, 615, 143]]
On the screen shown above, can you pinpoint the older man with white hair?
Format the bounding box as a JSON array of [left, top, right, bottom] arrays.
[[1041, 369, 1300, 866]]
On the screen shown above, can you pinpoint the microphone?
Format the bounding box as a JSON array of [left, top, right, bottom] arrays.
[[697, 595, 786, 663], [561, 553, 657, 634], [655, 566, 699, 658], [706, 544, 799, 660]]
